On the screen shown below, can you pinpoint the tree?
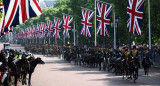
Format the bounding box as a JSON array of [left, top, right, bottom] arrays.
[[0, 0, 3, 22]]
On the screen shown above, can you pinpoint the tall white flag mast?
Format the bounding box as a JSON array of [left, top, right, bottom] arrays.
[[95, 0, 97, 47], [148, 0, 152, 61]]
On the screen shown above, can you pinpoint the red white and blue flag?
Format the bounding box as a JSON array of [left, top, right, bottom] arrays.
[[2, 0, 42, 35], [63, 14, 73, 38], [27, 27, 30, 39], [81, 8, 94, 37], [3, 0, 42, 27], [96, 1, 112, 37], [53, 18, 62, 39], [46, 20, 53, 37], [40, 22, 47, 38], [32, 26, 36, 38], [30, 27, 33, 39], [1, 26, 13, 36], [24, 28, 27, 39], [127, 0, 145, 35], [37, 24, 41, 39], [22, 30, 25, 39]]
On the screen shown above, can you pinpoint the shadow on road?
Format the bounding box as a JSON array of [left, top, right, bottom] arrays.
[[49, 59, 160, 86]]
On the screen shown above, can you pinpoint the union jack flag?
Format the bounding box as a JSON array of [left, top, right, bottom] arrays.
[[40, 22, 47, 38], [33, 26, 37, 38], [46, 20, 53, 37], [37, 24, 41, 38], [22, 30, 24, 39], [2, 0, 42, 35], [20, 30, 24, 39], [63, 14, 73, 38], [1, 26, 13, 36], [53, 18, 62, 39], [30, 27, 33, 39], [96, 1, 112, 37], [81, 8, 94, 37], [3, 0, 42, 27], [22, 29, 25, 39], [24, 28, 28, 39], [127, 0, 145, 35], [27, 27, 30, 39]]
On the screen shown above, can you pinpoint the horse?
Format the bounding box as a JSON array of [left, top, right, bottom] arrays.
[[22, 57, 45, 86], [123, 56, 139, 83], [131, 57, 139, 83], [9, 57, 29, 86], [142, 56, 151, 76]]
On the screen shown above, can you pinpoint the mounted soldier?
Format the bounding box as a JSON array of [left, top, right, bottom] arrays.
[[124, 47, 130, 59], [142, 47, 151, 75], [131, 45, 138, 58], [131, 45, 140, 68]]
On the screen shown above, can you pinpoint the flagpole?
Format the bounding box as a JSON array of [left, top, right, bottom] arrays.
[[44, 38, 45, 44], [114, 12, 116, 50], [148, 0, 152, 62], [49, 37, 50, 44], [77, 30, 78, 46], [63, 36, 65, 45], [95, 0, 97, 47], [55, 37, 57, 44], [74, 21, 76, 46]]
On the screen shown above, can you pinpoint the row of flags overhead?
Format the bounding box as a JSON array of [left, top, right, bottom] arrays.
[[2, 0, 145, 39], [14, 14, 73, 39], [81, 0, 145, 37]]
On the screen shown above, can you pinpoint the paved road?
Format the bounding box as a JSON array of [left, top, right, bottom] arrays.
[[1, 43, 160, 86]]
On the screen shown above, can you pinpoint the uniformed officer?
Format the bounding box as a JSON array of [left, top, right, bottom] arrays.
[[14, 51, 19, 60], [131, 45, 138, 58], [124, 47, 130, 59], [131, 45, 141, 68]]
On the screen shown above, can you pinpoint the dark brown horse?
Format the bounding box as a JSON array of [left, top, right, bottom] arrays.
[[10, 58, 29, 86], [21, 57, 45, 86]]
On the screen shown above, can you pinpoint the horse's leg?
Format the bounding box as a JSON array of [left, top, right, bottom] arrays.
[[144, 68, 147, 75], [130, 70, 132, 80], [122, 69, 125, 79], [133, 71, 136, 83], [28, 73, 32, 86], [126, 69, 129, 80], [147, 68, 149, 76], [99, 62, 101, 71], [14, 76, 17, 86], [24, 73, 27, 85], [22, 73, 27, 85], [21, 73, 24, 85]]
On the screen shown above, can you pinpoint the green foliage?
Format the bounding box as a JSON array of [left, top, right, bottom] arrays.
[[0, 0, 3, 22]]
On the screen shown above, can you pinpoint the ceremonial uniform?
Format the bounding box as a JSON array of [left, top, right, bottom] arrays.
[[131, 46, 141, 68], [124, 51, 130, 58], [131, 49, 138, 58]]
